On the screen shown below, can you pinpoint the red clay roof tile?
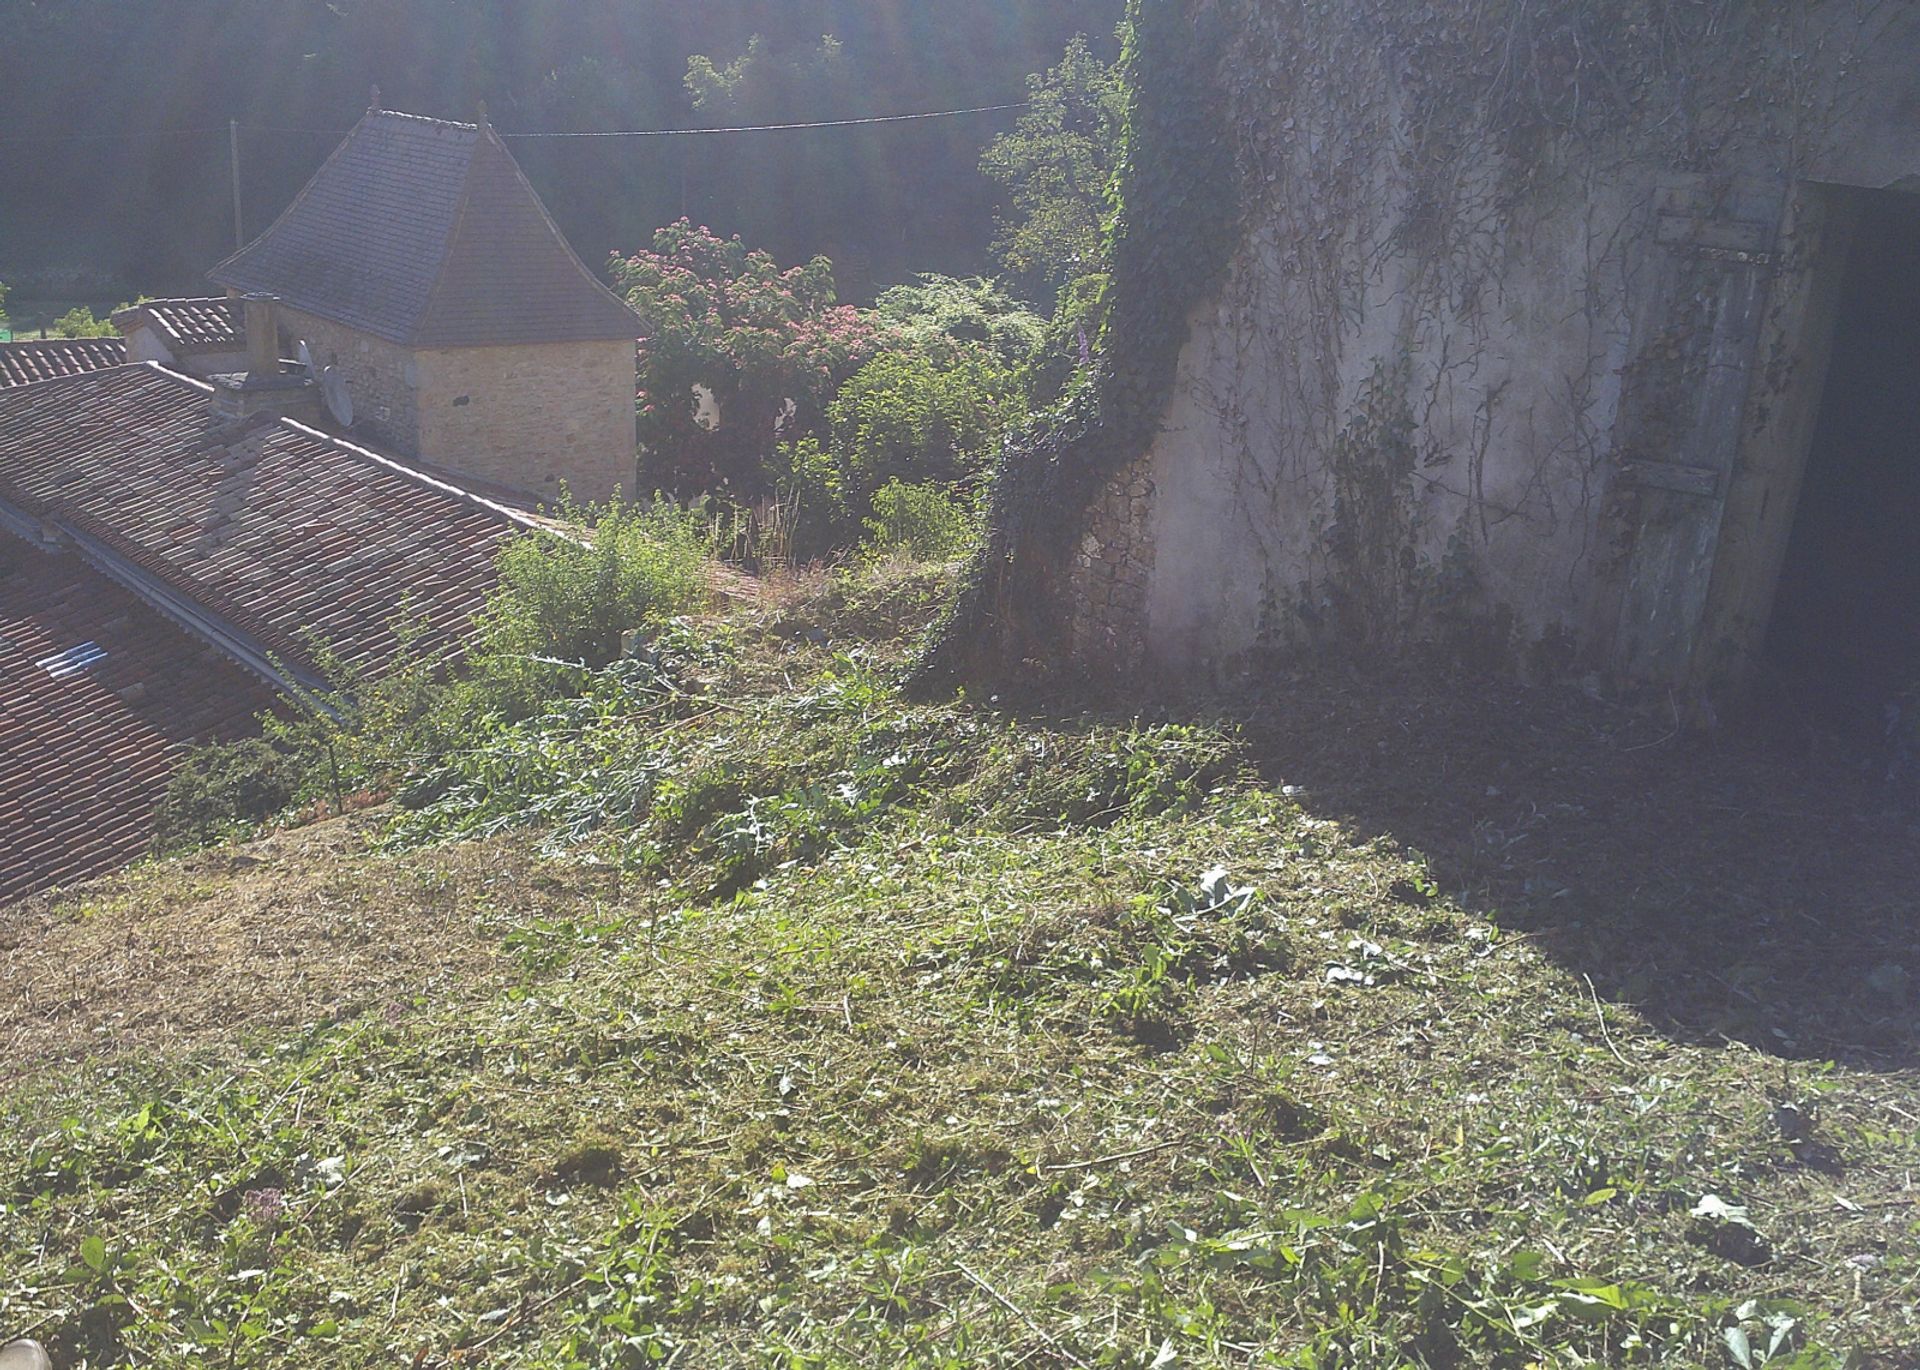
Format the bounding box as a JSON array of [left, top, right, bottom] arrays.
[[118, 297, 242, 351], [0, 529, 278, 904], [0, 363, 524, 677]]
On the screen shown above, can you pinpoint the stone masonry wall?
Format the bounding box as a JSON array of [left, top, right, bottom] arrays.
[[278, 304, 420, 456], [417, 340, 636, 502], [1066, 455, 1156, 671]]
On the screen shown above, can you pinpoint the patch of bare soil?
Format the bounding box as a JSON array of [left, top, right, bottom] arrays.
[[1219, 660, 1920, 1067], [0, 816, 579, 1078]]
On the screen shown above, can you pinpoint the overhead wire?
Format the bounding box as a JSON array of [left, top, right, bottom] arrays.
[[497, 101, 1029, 138], [0, 99, 1028, 147]]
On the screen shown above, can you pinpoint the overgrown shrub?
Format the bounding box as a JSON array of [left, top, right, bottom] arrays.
[[155, 499, 716, 853], [152, 736, 304, 852], [613, 221, 878, 497], [861, 480, 975, 558], [870, 275, 1046, 370], [826, 348, 1024, 498], [762, 437, 857, 558], [50, 305, 115, 338], [765, 346, 1023, 558], [480, 498, 714, 669]]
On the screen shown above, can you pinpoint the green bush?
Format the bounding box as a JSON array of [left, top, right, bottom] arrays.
[[870, 275, 1046, 370], [827, 349, 1025, 501], [51, 305, 116, 338], [765, 348, 1022, 559], [860, 480, 975, 559], [481, 497, 714, 669], [152, 736, 305, 852], [764, 437, 857, 560]]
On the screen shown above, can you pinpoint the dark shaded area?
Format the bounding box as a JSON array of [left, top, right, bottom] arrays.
[[0, 0, 1120, 302], [1120, 664, 1920, 1068], [1764, 191, 1920, 743]]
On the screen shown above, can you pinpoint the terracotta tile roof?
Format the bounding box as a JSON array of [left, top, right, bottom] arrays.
[[0, 363, 526, 676], [0, 338, 127, 389], [210, 109, 640, 348], [0, 530, 276, 904], [116, 297, 242, 351]]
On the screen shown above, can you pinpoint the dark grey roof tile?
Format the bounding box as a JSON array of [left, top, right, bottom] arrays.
[[209, 110, 639, 348]]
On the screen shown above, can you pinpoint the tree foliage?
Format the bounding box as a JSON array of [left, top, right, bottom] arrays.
[[612, 220, 878, 497], [979, 35, 1126, 292], [870, 275, 1046, 370], [826, 348, 1025, 499], [764, 280, 1037, 557], [50, 306, 116, 338], [685, 33, 853, 120], [862, 478, 977, 558]]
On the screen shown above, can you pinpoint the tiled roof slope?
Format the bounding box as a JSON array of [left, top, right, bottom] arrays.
[[210, 110, 640, 348], [0, 364, 524, 675], [0, 338, 126, 389], [124, 297, 241, 350], [0, 530, 275, 904]]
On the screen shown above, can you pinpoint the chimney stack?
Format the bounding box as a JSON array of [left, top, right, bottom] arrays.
[[207, 292, 318, 425], [242, 292, 280, 379]]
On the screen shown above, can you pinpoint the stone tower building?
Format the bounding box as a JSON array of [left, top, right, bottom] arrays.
[[212, 106, 639, 501]]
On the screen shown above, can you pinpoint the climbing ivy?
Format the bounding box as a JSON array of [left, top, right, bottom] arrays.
[[914, 0, 1879, 690], [909, 0, 1238, 692]]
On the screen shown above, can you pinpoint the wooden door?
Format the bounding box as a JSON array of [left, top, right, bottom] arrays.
[[1610, 177, 1783, 687]]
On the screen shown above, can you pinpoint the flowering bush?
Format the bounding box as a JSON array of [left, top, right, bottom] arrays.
[[611, 220, 878, 497]]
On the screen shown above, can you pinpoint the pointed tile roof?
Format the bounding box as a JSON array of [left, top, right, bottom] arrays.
[[209, 109, 639, 349]]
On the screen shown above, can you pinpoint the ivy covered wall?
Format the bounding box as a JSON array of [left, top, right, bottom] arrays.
[[921, 0, 1920, 695]]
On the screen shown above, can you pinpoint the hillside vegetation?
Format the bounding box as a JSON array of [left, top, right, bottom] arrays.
[[4, 559, 1918, 1368]]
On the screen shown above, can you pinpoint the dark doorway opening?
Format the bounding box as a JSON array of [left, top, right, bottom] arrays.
[[1764, 190, 1920, 754]]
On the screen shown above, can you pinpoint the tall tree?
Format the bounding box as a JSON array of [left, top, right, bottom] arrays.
[[979, 35, 1125, 294]]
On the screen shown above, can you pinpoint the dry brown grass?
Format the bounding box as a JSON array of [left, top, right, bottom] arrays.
[[0, 815, 592, 1079]]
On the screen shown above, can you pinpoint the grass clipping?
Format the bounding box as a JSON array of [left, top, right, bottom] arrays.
[[3, 560, 1919, 1369]]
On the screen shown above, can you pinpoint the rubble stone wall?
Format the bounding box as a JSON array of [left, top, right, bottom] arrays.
[[1066, 455, 1156, 671]]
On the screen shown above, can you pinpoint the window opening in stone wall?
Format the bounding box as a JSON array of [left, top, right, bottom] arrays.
[[1763, 189, 1920, 766]]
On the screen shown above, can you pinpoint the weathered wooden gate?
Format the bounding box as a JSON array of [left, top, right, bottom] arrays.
[[1609, 176, 1786, 688]]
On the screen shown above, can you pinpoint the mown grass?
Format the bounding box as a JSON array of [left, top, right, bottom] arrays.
[[3, 563, 1917, 1368]]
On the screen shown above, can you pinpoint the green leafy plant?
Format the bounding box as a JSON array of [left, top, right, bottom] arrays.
[[826, 348, 1025, 499], [50, 304, 116, 338], [155, 500, 713, 851], [860, 480, 976, 559], [152, 736, 306, 853], [869, 274, 1047, 371], [480, 496, 714, 670], [981, 34, 1127, 293]]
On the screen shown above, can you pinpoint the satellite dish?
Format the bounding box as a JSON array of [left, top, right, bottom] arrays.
[[318, 364, 354, 427], [296, 339, 315, 374]]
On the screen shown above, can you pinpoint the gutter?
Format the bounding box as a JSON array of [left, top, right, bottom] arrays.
[[0, 491, 340, 716]]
